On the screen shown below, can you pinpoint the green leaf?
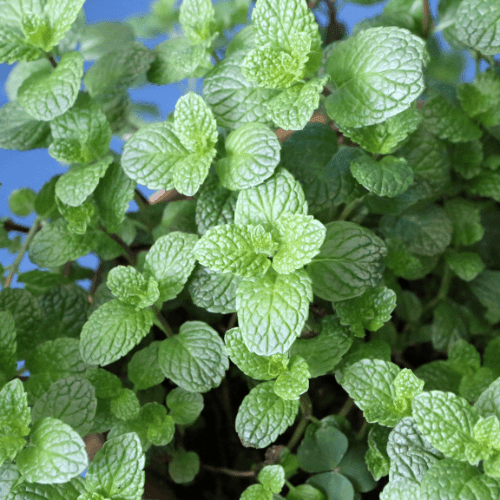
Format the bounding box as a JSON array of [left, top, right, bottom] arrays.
[[93, 159, 136, 233], [31, 376, 96, 438], [49, 93, 111, 165], [430, 299, 469, 351], [235, 168, 308, 229], [338, 105, 422, 155], [8, 188, 36, 217], [443, 198, 484, 247], [386, 417, 443, 485], [469, 170, 500, 203], [455, 0, 500, 55], [0, 100, 51, 151], [325, 27, 428, 127], [140, 403, 174, 446], [147, 37, 212, 85], [448, 339, 481, 378], [29, 219, 91, 267], [106, 266, 159, 309], [266, 77, 329, 131], [121, 93, 218, 196], [241, 484, 273, 500], [274, 356, 310, 401], [484, 338, 500, 378], [166, 387, 204, 425], [110, 388, 141, 421], [157, 320, 229, 393], [334, 286, 397, 337], [272, 214, 326, 274], [0, 25, 43, 64], [412, 391, 480, 461], [258, 465, 285, 493], [84, 41, 154, 97], [469, 270, 500, 324], [168, 450, 200, 484], [419, 458, 500, 500], [342, 360, 423, 426], [235, 381, 300, 449], [85, 368, 122, 399], [444, 251, 485, 282], [7, 476, 85, 500], [202, 49, 280, 130], [193, 223, 273, 278], [179, 0, 216, 45], [366, 425, 391, 481], [307, 221, 387, 302], [17, 51, 83, 121], [79, 299, 155, 366], [188, 266, 240, 314], [290, 316, 353, 378], [85, 432, 145, 500], [55, 196, 95, 234], [236, 268, 313, 356], [0, 311, 16, 380], [216, 123, 280, 191], [287, 484, 326, 500], [350, 156, 413, 198], [420, 94, 482, 143], [55, 156, 112, 207], [80, 22, 135, 61], [459, 367, 497, 403], [297, 422, 349, 473], [144, 232, 199, 303], [450, 141, 484, 179], [476, 378, 500, 421], [127, 341, 165, 391], [306, 472, 355, 500], [0, 379, 30, 467], [380, 204, 452, 256], [225, 327, 288, 381], [16, 416, 87, 483], [195, 175, 238, 235]]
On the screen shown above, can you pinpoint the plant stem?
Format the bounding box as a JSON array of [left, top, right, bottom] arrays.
[[338, 397, 355, 417], [431, 18, 455, 34], [5, 216, 41, 287], [99, 225, 136, 266], [356, 420, 369, 441], [47, 54, 58, 68], [3, 220, 29, 233], [202, 465, 255, 478], [89, 260, 104, 296], [423, 263, 451, 313], [227, 313, 237, 331], [134, 189, 149, 210], [421, 0, 432, 38], [286, 393, 313, 451], [324, 0, 346, 45], [337, 199, 362, 221], [212, 51, 221, 63], [151, 305, 174, 338]]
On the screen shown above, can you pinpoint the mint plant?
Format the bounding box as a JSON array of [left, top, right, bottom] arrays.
[[1, 0, 500, 498]]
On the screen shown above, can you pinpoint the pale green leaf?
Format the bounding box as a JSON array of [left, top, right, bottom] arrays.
[[216, 122, 280, 190], [106, 266, 159, 309], [43, 0, 86, 50], [80, 22, 135, 61], [7, 475, 85, 500], [17, 51, 83, 121], [16, 417, 87, 483], [307, 221, 387, 302], [85, 367, 122, 399], [325, 27, 428, 127], [236, 268, 313, 356], [8, 188, 36, 216], [273, 356, 310, 401], [366, 425, 391, 481], [475, 378, 500, 421], [235, 380, 300, 448], [0, 25, 43, 64], [445, 251, 485, 282], [168, 450, 200, 484], [79, 299, 155, 366], [179, 0, 216, 45], [127, 341, 165, 391], [110, 388, 141, 421], [258, 465, 285, 494], [166, 387, 204, 425], [157, 320, 229, 393]]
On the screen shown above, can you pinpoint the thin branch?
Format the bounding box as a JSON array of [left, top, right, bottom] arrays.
[[422, 263, 451, 313], [89, 260, 104, 296], [421, 0, 433, 38], [149, 189, 190, 204], [3, 220, 30, 233], [324, 0, 345, 45], [227, 313, 237, 331], [338, 397, 355, 417], [212, 50, 221, 64], [63, 261, 73, 278], [5, 216, 41, 287], [286, 393, 313, 451], [202, 465, 255, 478], [151, 305, 174, 338], [134, 188, 149, 210], [322, 86, 332, 97], [47, 54, 58, 68], [99, 225, 136, 266], [308, 0, 318, 8]]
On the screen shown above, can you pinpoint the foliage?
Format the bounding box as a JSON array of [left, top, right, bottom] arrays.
[[1, 0, 500, 499]]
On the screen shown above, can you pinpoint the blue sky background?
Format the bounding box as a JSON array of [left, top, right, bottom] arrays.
[[0, 0, 487, 291]]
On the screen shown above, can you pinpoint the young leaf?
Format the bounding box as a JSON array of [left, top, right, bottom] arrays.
[[290, 315, 354, 378], [412, 391, 480, 461], [235, 168, 308, 229], [215, 122, 280, 190], [333, 286, 397, 337], [179, 0, 216, 45], [236, 268, 313, 356], [0, 379, 31, 467], [166, 387, 204, 425], [168, 450, 200, 484], [144, 232, 199, 303], [106, 266, 160, 309], [79, 299, 155, 366], [444, 251, 485, 282], [235, 381, 300, 449], [225, 327, 288, 381], [110, 388, 141, 421], [157, 321, 229, 393], [0, 26, 43, 64], [307, 221, 387, 302], [272, 213, 326, 274], [455, 0, 500, 55], [273, 356, 310, 401], [16, 417, 88, 483], [127, 341, 165, 391], [350, 156, 414, 198], [31, 376, 97, 437], [84, 432, 145, 500], [366, 425, 391, 481], [258, 464, 285, 494], [325, 27, 428, 127], [240, 484, 272, 500], [17, 51, 84, 121]]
